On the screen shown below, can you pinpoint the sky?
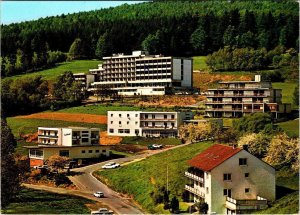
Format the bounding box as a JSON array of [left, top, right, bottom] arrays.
[[2, 1, 145, 25]]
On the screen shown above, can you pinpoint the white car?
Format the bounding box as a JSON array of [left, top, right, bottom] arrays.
[[93, 191, 104, 198], [101, 162, 120, 169], [91, 208, 113, 215]]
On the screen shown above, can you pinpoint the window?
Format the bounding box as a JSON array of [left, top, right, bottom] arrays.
[[152, 114, 155, 119], [111, 114, 113, 117], [239, 158, 247, 165], [111, 121, 113, 124], [206, 187, 209, 194], [135, 129, 139, 135], [103, 150, 106, 153], [245, 188, 250, 193], [135, 114, 138, 117], [88, 150, 93, 153], [82, 138, 89, 142], [223, 189, 232, 197], [118, 129, 123, 133], [59, 150, 69, 157], [127, 121, 129, 124], [81, 150, 86, 154], [125, 129, 130, 134], [223, 173, 232, 181], [127, 114, 130, 117], [135, 121, 138, 125], [171, 115, 175, 119], [96, 150, 100, 153], [145, 114, 148, 119], [109, 129, 114, 133], [119, 121, 121, 125], [119, 114, 122, 117], [245, 173, 249, 178], [164, 115, 167, 119]]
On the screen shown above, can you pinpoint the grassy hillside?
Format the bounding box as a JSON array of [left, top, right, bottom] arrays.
[[273, 82, 298, 108], [255, 191, 298, 214], [121, 136, 182, 146], [3, 188, 93, 214], [94, 142, 213, 213], [4, 60, 101, 81], [277, 119, 299, 137], [193, 56, 208, 71]]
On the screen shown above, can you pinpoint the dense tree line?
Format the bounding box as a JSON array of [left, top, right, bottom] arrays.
[[1, 72, 87, 117], [206, 45, 298, 73], [1, 1, 298, 77]]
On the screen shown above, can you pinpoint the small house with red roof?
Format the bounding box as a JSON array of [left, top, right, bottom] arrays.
[[184, 144, 275, 214]]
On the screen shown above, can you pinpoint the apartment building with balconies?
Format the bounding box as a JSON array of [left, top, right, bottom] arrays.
[[26, 127, 110, 167], [205, 75, 291, 118], [185, 144, 275, 214], [107, 111, 193, 137], [89, 50, 193, 95]]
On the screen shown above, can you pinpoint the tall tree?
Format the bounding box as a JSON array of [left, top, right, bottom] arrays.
[[223, 25, 236, 47], [67, 38, 84, 60], [190, 26, 207, 55], [293, 86, 299, 106], [14, 49, 25, 73], [3, 57, 14, 77], [1, 118, 20, 208], [95, 32, 111, 59]]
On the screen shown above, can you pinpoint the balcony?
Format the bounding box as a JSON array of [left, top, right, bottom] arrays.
[[205, 108, 242, 112], [141, 126, 177, 130], [185, 172, 204, 183], [140, 118, 176, 121], [38, 135, 58, 138], [225, 196, 268, 211], [207, 94, 267, 98], [185, 185, 205, 198]]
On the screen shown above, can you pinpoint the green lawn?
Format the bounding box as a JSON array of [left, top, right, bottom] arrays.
[[3, 188, 93, 214], [273, 82, 298, 108], [4, 60, 101, 81], [121, 136, 182, 146], [193, 56, 208, 71], [94, 142, 213, 213], [276, 119, 299, 137], [55, 104, 159, 115]]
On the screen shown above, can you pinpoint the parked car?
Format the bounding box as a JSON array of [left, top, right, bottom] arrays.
[[148, 144, 163, 150], [101, 162, 120, 169], [93, 191, 104, 198], [91, 208, 113, 215], [33, 165, 49, 170], [64, 160, 78, 169]]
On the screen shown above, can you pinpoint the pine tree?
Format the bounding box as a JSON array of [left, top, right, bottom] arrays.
[[15, 49, 24, 73], [190, 26, 206, 55], [1, 118, 20, 208]]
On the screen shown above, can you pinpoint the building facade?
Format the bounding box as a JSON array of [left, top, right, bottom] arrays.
[[89, 51, 193, 95], [73, 73, 95, 89], [185, 144, 275, 214], [205, 75, 291, 118], [107, 111, 193, 137], [26, 127, 109, 167]]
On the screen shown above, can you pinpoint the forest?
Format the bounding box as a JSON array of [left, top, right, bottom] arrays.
[[1, 0, 299, 77]]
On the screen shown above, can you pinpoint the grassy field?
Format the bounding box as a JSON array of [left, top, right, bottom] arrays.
[[55, 104, 159, 115], [3, 188, 93, 214], [193, 56, 208, 71], [94, 142, 213, 213], [273, 82, 298, 108], [276, 119, 299, 137], [4, 60, 101, 81], [121, 136, 182, 146]]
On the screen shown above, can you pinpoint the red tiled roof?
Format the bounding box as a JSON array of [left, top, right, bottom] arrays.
[[188, 144, 242, 171]]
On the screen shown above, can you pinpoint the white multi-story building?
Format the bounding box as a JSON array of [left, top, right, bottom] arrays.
[[26, 127, 110, 167], [107, 111, 193, 137], [205, 75, 291, 118], [89, 51, 193, 95], [185, 144, 275, 214]]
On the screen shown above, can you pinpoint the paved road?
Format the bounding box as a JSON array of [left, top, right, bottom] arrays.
[[70, 143, 191, 214], [25, 144, 190, 214]]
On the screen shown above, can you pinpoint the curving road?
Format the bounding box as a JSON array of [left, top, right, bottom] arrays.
[[25, 144, 190, 214]]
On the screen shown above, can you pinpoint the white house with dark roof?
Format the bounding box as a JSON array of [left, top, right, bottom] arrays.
[[185, 144, 275, 214]]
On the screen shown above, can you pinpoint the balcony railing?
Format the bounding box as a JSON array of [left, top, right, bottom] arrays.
[[207, 94, 267, 97], [38, 135, 58, 138], [140, 118, 176, 121], [185, 172, 204, 183], [185, 185, 205, 198], [225, 196, 268, 211]]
